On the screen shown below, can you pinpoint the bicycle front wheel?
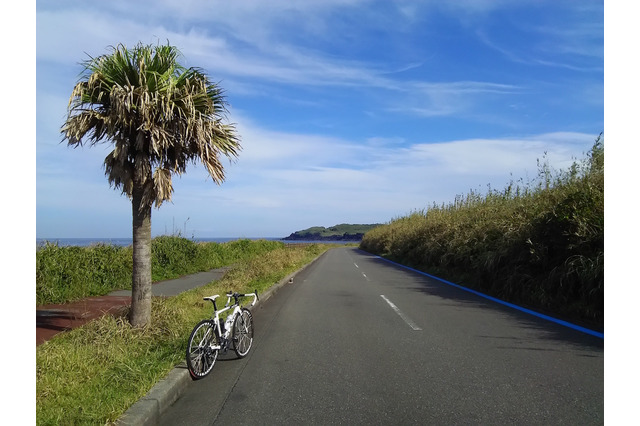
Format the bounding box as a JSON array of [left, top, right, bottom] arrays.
[[186, 320, 219, 379], [232, 308, 254, 358]]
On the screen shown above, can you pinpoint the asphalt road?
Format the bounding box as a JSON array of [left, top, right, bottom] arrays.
[[160, 247, 603, 425]]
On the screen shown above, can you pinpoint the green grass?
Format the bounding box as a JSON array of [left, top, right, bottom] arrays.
[[36, 238, 285, 305], [360, 135, 604, 329], [36, 243, 133, 305], [36, 243, 333, 425], [150, 237, 284, 281]]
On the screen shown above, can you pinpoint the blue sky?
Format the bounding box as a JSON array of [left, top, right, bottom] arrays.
[[34, 0, 604, 239]]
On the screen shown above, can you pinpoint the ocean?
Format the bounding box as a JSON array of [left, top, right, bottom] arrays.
[[35, 237, 351, 247]]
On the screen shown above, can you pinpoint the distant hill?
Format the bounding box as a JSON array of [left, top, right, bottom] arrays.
[[283, 223, 382, 241]]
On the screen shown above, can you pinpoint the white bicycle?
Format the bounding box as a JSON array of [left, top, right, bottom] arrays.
[[186, 290, 258, 379]]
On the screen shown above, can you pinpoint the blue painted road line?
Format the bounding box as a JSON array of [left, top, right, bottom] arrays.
[[375, 255, 604, 339]]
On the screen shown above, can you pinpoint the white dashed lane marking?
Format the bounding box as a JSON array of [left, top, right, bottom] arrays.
[[380, 295, 422, 331]]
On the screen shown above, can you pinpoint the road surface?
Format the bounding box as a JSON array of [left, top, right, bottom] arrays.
[[160, 247, 603, 425]]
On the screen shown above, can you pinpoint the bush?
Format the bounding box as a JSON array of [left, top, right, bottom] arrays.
[[36, 237, 286, 305], [36, 243, 132, 305], [360, 134, 604, 328]]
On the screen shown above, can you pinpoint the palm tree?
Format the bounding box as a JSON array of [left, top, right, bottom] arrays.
[[62, 42, 241, 327]]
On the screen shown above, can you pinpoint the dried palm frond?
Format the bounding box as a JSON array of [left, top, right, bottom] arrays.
[[62, 42, 241, 210]]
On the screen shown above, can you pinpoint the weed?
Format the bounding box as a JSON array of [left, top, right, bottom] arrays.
[[36, 243, 332, 425], [36, 238, 286, 305], [361, 135, 604, 328]]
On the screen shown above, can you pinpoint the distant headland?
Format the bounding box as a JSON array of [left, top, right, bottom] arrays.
[[282, 223, 381, 241]]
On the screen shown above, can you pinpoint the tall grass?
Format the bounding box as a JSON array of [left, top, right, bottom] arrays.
[[36, 238, 285, 305], [361, 135, 604, 328], [36, 243, 331, 425], [150, 237, 284, 281], [36, 243, 133, 305]]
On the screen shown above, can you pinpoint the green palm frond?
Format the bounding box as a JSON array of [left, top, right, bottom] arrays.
[[62, 41, 241, 208]]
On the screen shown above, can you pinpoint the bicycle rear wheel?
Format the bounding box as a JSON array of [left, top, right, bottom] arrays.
[[232, 308, 254, 358], [186, 320, 219, 379]]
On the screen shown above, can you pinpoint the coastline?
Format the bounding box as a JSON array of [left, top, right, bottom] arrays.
[[36, 237, 356, 248]]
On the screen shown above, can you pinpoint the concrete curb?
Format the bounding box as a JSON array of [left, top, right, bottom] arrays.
[[116, 251, 327, 425], [116, 368, 192, 425]]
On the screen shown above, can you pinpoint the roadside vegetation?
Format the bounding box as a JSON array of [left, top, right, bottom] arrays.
[[36, 237, 283, 305], [62, 42, 242, 327], [360, 135, 603, 329], [36, 243, 332, 425]]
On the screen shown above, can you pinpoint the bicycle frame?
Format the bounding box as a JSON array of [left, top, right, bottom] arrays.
[[203, 291, 258, 350]]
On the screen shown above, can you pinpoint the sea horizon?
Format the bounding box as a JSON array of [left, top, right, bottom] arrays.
[[36, 237, 354, 247], [36, 236, 285, 247]]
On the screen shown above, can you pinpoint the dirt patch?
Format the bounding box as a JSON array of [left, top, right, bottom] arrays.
[[36, 296, 132, 345]]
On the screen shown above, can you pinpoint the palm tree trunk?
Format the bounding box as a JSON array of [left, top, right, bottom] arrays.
[[130, 184, 152, 327]]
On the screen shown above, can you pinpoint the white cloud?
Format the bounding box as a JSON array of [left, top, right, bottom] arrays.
[[177, 120, 595, 231], [37, 99, 597, 237], [402, 133, 590, 176], [35, 1, 602, 238], [475, 4, 603, 72], [36, 3, 522, 108]]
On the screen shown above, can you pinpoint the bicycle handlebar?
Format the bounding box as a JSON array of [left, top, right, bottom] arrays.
[[203, 290, 258, 310], [223, 290, 259, 307]]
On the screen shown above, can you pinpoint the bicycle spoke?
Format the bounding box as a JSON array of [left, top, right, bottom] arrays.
[[233, 309, 253, 357], [189, 293, 257, 374], [186, 321, 219, 378]]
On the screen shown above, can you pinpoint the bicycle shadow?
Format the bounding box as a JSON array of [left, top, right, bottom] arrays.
[[215, 351, 243, 362]]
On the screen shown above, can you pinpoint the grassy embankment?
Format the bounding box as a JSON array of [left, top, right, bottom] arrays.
[[36, 239, 333, 425], [360, 135, 603, 329], [36, 237, 285, 305]]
